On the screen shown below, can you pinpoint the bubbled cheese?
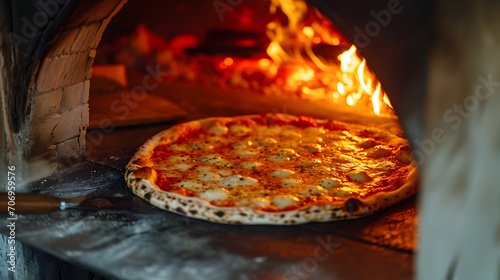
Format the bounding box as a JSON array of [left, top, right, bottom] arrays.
[[317, 178, 341, 189], [232, 140, 253, 149], [218, 175, 258, 187], [209, 124, 229, 135], [299, 143, 322, 153], [280, 130, 302, 139], [282, 179, 301, 187], [199, 188, 229, 201], [197, 172, 221, 182], [299, 185, 327, 195], [302, 158, 322, 167], [169, 144, 189, 152], [268, 148, 299, 162], [234, 150, 256, 157], [169, 155, 191, 162], [190, 142, 214, 150], [257, 138, 277, 147], [200, 154, 223, 163], [173, 163, 191, 171], [235, 197, 271, 208], [303, 127, 325, 135], [173, 180, 203, 189], [241, 162, 262, 169], [348, 171, 372, 182], [272, 195, 300, 209], [267, 154, 289, 163], [271, 169, 295, 178], [230, 125, 252, 136]]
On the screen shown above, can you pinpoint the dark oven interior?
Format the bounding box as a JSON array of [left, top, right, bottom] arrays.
[[0, 0, 421, 279]]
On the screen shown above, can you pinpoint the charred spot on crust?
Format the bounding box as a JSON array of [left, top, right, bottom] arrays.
[[189, 210, 197, 215], [144, 193, 151, 200], [136, 178, 142, 182], [215, 211, 225, 217], [176, 207, 186, 214], [141, 185, 146, 190], [344, 198, 363, 213]]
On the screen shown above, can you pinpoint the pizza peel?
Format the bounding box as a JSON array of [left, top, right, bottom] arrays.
[[0, 193, 138, 213]]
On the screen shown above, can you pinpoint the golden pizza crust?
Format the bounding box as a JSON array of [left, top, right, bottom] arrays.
[[125, 113, 418, 225]]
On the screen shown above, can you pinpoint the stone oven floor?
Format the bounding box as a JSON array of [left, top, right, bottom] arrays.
[[0, 81, 417, 280]]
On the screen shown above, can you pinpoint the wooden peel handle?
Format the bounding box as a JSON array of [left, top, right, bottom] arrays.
[[0, 193, 63, 213]]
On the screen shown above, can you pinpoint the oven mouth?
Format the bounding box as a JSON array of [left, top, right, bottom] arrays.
[[90, 0, 397, 130]]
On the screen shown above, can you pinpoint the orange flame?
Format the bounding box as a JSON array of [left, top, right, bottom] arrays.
[[372, 84, 382, 115], [302, 26, 314, 39], [265, 0, 395, 116]]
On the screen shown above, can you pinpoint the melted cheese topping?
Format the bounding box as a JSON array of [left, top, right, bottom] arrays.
[[150, 116, 414, 212]]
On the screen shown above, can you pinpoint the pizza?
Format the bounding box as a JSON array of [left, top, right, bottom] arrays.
[[125, 113, 417, 224]]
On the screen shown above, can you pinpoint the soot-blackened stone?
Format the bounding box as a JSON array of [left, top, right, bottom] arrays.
[[344, 198, 362, 213]]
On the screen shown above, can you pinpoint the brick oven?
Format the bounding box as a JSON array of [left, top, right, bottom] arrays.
[[1, 0, 129, 187]]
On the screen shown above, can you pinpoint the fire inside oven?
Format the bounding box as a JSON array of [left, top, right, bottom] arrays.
[[88, 0, 398, 132]]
